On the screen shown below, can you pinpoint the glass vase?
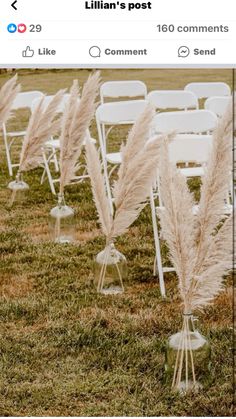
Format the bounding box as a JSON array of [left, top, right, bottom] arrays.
[[8, 172, 29, 207], [165, 313, 211, 393], [49, 193, 75, 243], [94, 242, 127, 295]]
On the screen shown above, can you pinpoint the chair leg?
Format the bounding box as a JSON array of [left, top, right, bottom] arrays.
[[41, 169, 47, 185], [2, 125, 13, 176], [150, 188, 166, 298], [103, 159, 114, 215], [108, 164, 118, 179], [42, 148, 56, 195], [52, 148, 59, 172]]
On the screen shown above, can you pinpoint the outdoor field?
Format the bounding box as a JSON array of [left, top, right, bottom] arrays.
[[0, 69, 234, 416]]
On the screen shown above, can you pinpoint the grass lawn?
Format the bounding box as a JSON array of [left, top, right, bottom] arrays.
[[0, 69, 234, 416]]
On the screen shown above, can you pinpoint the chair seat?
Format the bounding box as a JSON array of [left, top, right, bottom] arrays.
[[180, 166, 205, 177], [106, 152, 122, 165], [7, 130, 26, 137], [192, 203, 232, 216], [163, 267, 175, 273], [45, 138, 60, 149], [44, 136, 96, 149]]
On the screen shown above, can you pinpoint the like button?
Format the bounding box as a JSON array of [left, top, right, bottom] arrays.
[[22, 46, 34, 58]]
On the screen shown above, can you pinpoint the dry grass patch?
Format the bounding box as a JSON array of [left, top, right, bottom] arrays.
[[0, 273, 33, 298], [75, 228, 101, 243], [23, 223, 49, 242]]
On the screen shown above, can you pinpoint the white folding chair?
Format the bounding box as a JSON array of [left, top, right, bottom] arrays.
[[152, 109, 218, 136], [31, 94, 94, 195], [96, 99, 149, 210], [149, 109, 218, 297], [2, 91, 44, 176], [185, 82, 231, 101], [147, 90, 198, 111], [150, 135, 213, 297], [204, 96, 231, 117], [152, 109, 217, 177], [100, 80, 147, 103], [150, 128, 233, 297]]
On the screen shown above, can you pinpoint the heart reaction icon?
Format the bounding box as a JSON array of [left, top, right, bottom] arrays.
[[18, 24, 27, 33]]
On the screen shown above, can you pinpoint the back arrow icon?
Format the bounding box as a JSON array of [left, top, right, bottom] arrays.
[[11, 0, 17, 10]]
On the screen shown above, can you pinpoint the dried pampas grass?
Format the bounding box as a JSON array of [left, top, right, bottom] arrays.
[[113, 103, 155, 201], [110, 135, 167, 239], [86, 139, 113, 237], [159, 100, 234, 313], [59, 72, 100, 195], [159, 137, 196, 309], [194, 102, 233, 271], [187, 213, 233, 311], [159, 103, 233, 392], [86, 104, 171, 242], [19, 90, 64, 172], [0, 74, 21, 127]]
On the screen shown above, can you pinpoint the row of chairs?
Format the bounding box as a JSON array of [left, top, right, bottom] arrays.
[[101, 81, 231, 121], [2, 82, 231, 183], [100, 80, 231, 102], [0, 80, 233, 297], [96, 102, 218, 205]]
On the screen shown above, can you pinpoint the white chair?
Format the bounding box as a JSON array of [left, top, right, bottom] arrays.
[[150, 135, 213, 297], [31, 94, 94, 195], [147, 90, 198, 111], [168, 135, 212, 179], [2, 91, 44, 176], [31, 93, 71, 114], [185, 82, 231, 101], [100, 80, 147, 103], [204, 96, 231, 117], [96, 100, 149, 210], [152, 109, 218, 135], [151, 110, 217, 198]]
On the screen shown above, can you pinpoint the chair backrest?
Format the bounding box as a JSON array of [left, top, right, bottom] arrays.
[[96, 100, 148, 154], [100, 80, 147, 103], [147, 90, 198, 110], [204, 96, 231, 117], [11, 91, 44, 110], [96, 100, 148, 125], [152, 110, 218, 134], [169, 135, 212, 164], [184, 82, 231, 99], [31, 93, 72, 113]]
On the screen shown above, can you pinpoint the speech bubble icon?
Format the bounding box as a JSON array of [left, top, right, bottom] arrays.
[[178, 46, 190, 58], [89, 46, 101, 58]]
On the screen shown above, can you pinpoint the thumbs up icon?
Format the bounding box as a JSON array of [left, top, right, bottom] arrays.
[[22, 46, 34, 57]]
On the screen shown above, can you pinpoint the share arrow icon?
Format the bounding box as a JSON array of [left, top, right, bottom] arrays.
[[11, 0, 18, 10]]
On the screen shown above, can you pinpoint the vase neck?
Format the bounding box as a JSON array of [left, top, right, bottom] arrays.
[[16, 172, 23, 183], [58, 193, 66, 207], [183, 313, 195, 332], [105, 239, 115, 248]]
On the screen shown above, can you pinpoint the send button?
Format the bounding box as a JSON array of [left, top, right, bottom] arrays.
[[194, 48, 216, 55]]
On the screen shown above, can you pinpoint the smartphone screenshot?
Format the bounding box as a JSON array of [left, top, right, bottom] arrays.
[[0, 1, 235, 417]]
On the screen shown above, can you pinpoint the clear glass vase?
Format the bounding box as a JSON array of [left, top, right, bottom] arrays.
[[49, 193, 75, 243], [94, 242, 127, 295], [8, 172, 29, 207], [165, 313, 211, 393]]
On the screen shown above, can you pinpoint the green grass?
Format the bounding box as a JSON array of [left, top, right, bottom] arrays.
[[0, 69, 234, 416]]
